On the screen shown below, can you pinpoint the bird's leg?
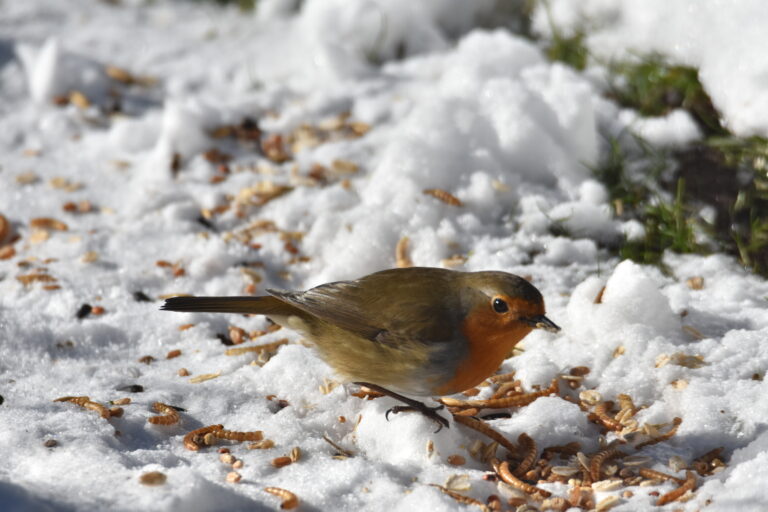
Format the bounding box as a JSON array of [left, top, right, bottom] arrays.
[[353, 382, 449, 432]]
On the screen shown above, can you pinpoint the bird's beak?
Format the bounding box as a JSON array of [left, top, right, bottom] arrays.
[[523, 314, 561, 333]]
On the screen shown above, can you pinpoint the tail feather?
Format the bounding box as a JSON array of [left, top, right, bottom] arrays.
[[161, 295, 294, 315]]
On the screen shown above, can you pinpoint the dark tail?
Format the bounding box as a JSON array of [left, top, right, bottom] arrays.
[[161, 295, 294, 315]]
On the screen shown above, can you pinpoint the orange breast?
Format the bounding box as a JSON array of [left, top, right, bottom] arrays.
[[433, 303, 533, 395]]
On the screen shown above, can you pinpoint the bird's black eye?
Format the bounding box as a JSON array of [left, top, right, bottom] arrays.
[[493, 298, 509, 313]]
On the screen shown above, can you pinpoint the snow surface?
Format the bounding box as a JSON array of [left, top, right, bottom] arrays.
[[1, 1, 767, 511]]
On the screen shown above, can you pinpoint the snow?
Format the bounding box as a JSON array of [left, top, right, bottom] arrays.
[[1, 1, 768, 511]]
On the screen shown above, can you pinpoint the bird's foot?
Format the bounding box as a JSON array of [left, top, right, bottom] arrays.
[[353, 381, 450, 433], [385, 404, 449, 433]]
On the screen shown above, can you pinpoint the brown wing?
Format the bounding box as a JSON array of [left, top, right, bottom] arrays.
[[268, 267, 465, 346]]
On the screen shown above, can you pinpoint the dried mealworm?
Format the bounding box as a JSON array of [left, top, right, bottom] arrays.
[[214, 429, 263, 442], [591, 401, 623, 432], [183, 424, 223, 451], [514, 433, 537, 477], [638, 468, 685, 485], [441, 380, 558, 409], [655, 470, 696, 506], [616, 394, 637, 416], [225, 338, 288, 356], [492, 459, 551, 499], [264, 487, 299, 510], [452, 415, 517, 456], [589, 448, 625, 481], [54, 396, 110, 419], [487, 371, 517, 384], [635, 417, 682, 450], [148, 402, 181, 425], [429, 485, 490, 512], [691, 447, 724, 472], [542, 441, 581, 459], [423, 188, 463, 206], [395, 236, 412, 268], [491, 380, 522, 399]]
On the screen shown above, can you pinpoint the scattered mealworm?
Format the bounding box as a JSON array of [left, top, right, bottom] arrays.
[[622, 455, 651, 467], [542, 442, 581, 459], [492, 459, 551, 498], [638, 468, 685, 485], [109, 407, 124, 418], [188, 371, 222, 383], [487, 371, 517, 384], [691, 447, 724, 475], [423, 188, 463, 206], [635, 417, 682, 450], [395, 236, 413, 268], [111, 397, 131, 406], [589, 448, 626, 481], [139, 471, 167, 486], [178, 323, 195, 331], [289, 446, 301, 462], [451, 415, 517, 456], [429, 485, 490, 512], [225, 338, 288, 356], [226, 471, 242, 483], [264, 487, 299, 510], [178, 368, 190, 377], [147, 402, 181, 425], [220, 453, 236, 464], [686, 276, 704, 290], [271, 456, 293, 468], [616, 394, 637, 416], [54, 396, 110, 419], [183, 424, 223, 451], [514, 433, 537, 477], [591, 402, 623, 432], [441, 380, 558, 410], [215, 429, 263, 443], [447, 455, 466, 466], [138, 355, 155, 365], [491, 380, 522, 399], [655, 470, 696, 506], [30, 217, 68, 231]]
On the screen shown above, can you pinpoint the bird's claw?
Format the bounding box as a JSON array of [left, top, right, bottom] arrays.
[[385, 404, 449, 433]]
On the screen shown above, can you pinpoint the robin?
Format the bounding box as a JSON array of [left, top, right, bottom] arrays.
[[162, 267, 559, 429]]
